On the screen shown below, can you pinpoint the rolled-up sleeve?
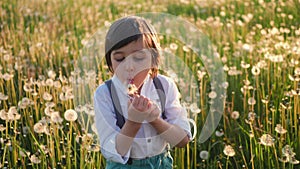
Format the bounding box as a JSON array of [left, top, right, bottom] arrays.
[[94, 85, 130, 164]]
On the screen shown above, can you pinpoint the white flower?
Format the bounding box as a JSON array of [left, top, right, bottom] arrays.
[[50, 111, 63, 123], [0, 124, 6, 132], [215, 130, 224, 137], [169, 43, 178, 50], [64, 109, 78, 122], [231, 111, 240, 120], [208, 91, 217, 99], [259, 134, 275, 146], [275, 124, 287, 134], [251, 66, 260, 76], [47, 70, 56, 79], [223, 145, 235, 157], [189, 103, 201, 114], [43, 92, 53, 101], [248, 97, 256, 105], [33, 122, 46, 134], [199, 150, 209, 160], [0, 92, 8, 100], [30, 154, 41, 164], [279, 145, 299, 164]]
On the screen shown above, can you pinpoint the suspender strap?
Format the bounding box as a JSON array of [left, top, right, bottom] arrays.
[[153, 77, 167, 119], [105, 80, 125, 129], [105, 76, 166, 129]]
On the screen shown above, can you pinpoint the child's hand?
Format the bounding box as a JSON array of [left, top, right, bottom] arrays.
[[127, 95, 161, 123], [146, 102, 161, 122]]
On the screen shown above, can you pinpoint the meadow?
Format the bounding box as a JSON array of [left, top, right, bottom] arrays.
[[0, 0, 299, 168]]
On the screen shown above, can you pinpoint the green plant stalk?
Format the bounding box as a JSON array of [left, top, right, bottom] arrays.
[[225, 155, 229, 169], [293, 81, 298, 138], [48, 129, 56, 168], [67, 122, 73, 169], [12, 120, 18, 167], [10, 78, 17, 106], [249, 125, 254, 169], [1, 143, 7, 167], [74, 131, 77, 169], [193, 115, 197, 169], [80, 146, 84, 169], [273, 145, 279, 169], [186, 143, 190, 169]]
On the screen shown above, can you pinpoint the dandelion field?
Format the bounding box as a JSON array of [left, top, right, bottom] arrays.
[[0, 0, 300, 168]]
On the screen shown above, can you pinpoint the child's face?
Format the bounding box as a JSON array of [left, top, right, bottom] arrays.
[[111, 37, 152, 88]]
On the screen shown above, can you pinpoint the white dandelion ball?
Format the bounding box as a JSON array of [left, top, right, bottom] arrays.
[[199, 150, 209, 160], [64, 109, 78, 122]]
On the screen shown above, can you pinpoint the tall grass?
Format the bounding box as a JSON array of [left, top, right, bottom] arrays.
[[0, 0, 299, 168]]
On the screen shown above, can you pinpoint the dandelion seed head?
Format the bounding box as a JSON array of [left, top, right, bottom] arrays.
[[183, 45, 190, 52], [47, 70, 56, 79], [199, 150, 209, 160], [33, 122, 46, 134], [86, 144, 100, 152], [82, 133, 94, 145], [169, 43, 178, 50], [231, 111, 240, 120], [43, 92, 53, 101], [30, 154, 41, 164], [45, 79, 54, 87], [64, 109, 78, 122], [65, 90, 74, 100], [7, 107, 21, 121], [223, 145, 235, 157], [197, 70, 206, 80], [19, 150, 30, 157], [59, 93, 67, 101], [0, 92, 8, 100], [208, 91, 217, 99], [2, 73, 14, 81], [259, 134, 275, 146], [275, 124, 287, 134], [215, 130, 224, 137], [221, 81, 229, 89], [280, 145, 300, 164], [251, 66, 260, 76], [50, 111, 63, 123], [45, 102, 55, 108], [248, 97, 256, 105], [189, 103, 201, 114], [0, 124, 6, 132], [247, 112, 256, 122], [242, 43, 253, 52], [228, 67, 242, 76], [18, 97, 32, 109], [0, 109, 8, 120], [241, 61, 250, 69], [54, 81, 62, 88], [295, 67, 300, 75]]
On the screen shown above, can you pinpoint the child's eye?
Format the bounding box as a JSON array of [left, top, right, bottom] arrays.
[[133, 57, 144, 61], [115, 57, 125, 62]]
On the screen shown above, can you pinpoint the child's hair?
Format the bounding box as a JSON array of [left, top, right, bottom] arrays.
[[104, 16, 161, 78]]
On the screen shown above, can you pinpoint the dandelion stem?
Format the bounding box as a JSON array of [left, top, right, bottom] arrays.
[[226, 155, 229, 169], [273, 145, 279, 169]]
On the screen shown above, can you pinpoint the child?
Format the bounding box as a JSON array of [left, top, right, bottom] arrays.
[[94, 15, 191, 169]]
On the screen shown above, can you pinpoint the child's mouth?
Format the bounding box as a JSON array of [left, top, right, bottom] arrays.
[[127, 79, 137, 100]]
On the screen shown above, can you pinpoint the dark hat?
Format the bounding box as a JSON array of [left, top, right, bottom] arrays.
[[105, 16, 157, 55]]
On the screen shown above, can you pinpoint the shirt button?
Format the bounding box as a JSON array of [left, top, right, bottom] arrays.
[[147, 139, 151, 143]]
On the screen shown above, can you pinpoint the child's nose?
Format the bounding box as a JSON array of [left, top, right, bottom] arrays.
[[125, 58, 134, 72]]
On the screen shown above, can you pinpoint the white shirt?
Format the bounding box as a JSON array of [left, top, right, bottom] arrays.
[[94, 74, 191, 164]]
